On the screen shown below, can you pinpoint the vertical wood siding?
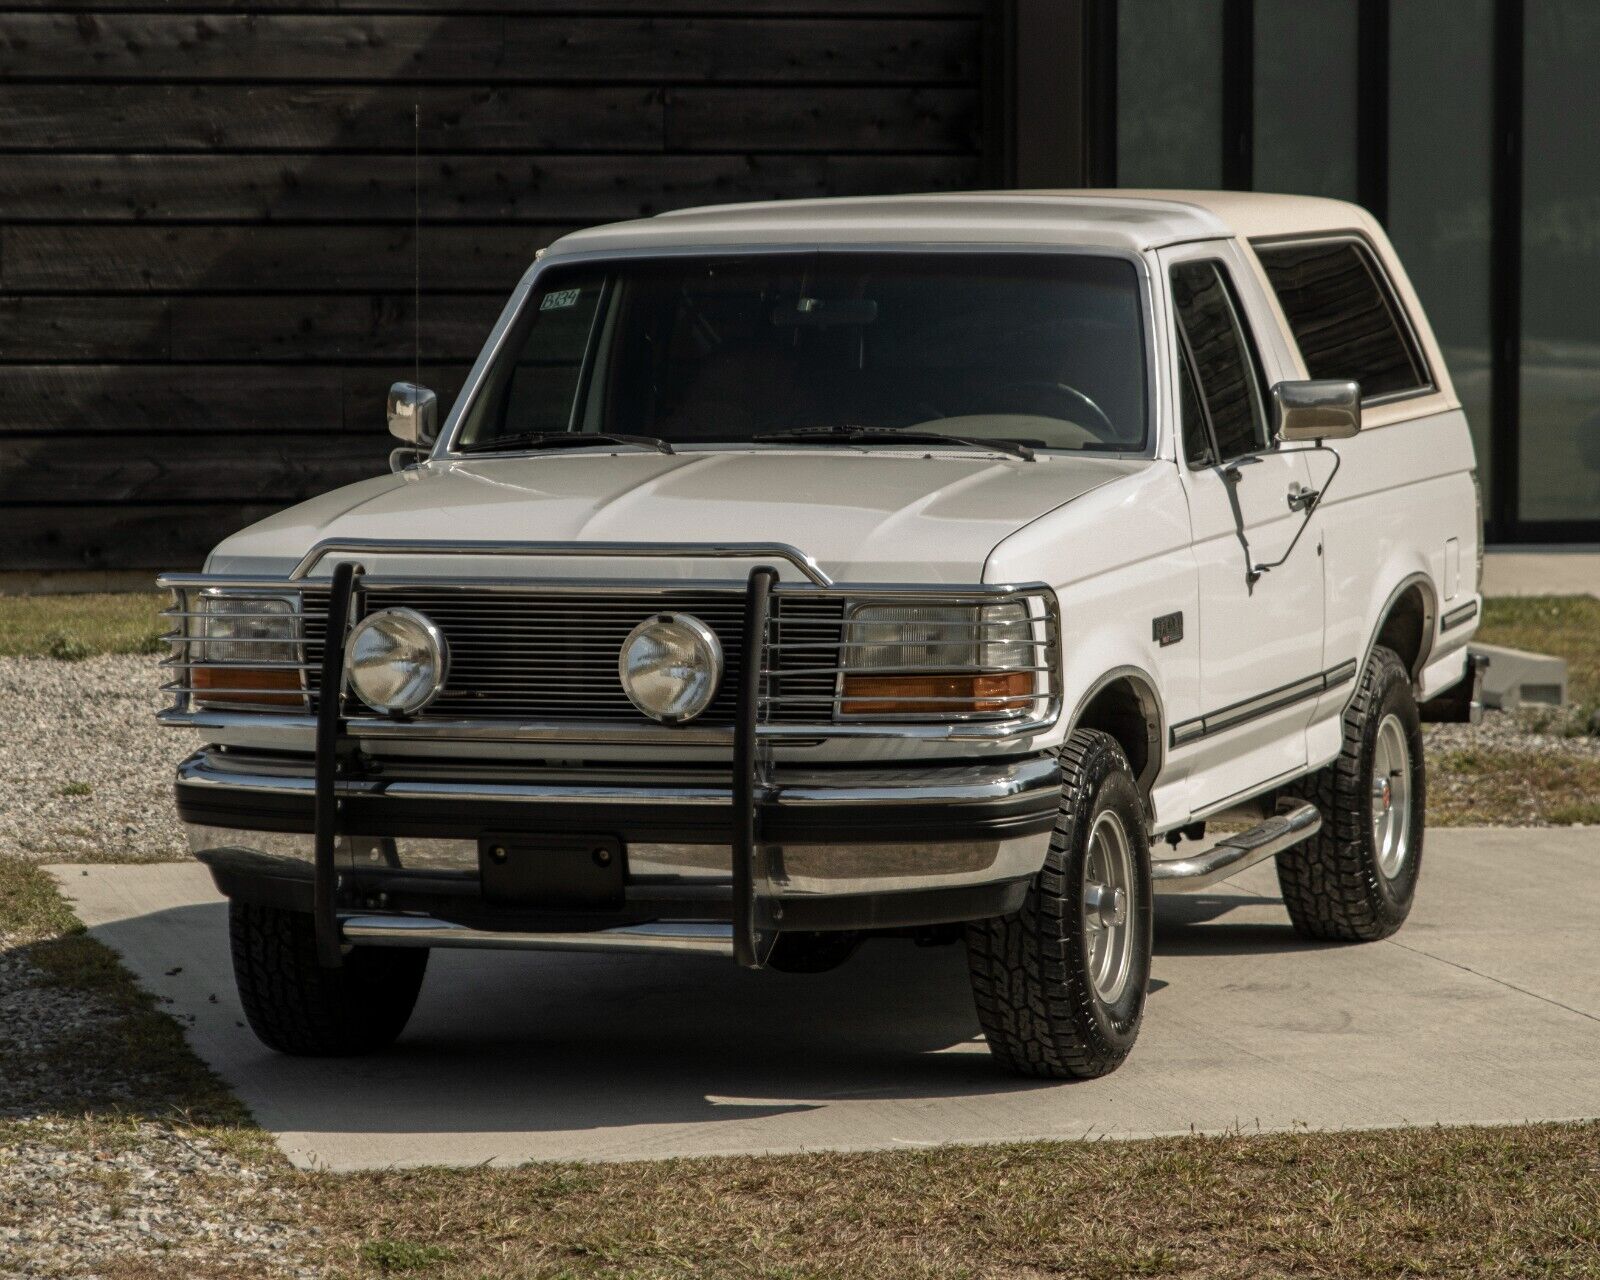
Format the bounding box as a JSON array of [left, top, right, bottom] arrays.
[[0, 3, 991, 571]]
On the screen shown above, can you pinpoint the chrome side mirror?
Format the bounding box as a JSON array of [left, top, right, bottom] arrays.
[[1272, 379, 1361, 443], [387, 382, 438, 446]]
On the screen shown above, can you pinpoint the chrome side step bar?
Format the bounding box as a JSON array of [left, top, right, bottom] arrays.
[[341, 915, 735, 957], [1151, 800, 1321, 893]]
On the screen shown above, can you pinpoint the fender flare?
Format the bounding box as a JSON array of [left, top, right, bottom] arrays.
[[1067, 664, 1167, 811], [1352, 570, 1439, 697]]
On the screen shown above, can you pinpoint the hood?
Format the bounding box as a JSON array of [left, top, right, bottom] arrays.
[[207, 449, 1147, 584]]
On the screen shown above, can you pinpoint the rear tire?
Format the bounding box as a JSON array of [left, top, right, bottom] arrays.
[[964, 730, 1153, 1079], [1276, 644, 1425, 941], [229, 902, 428, 1056]]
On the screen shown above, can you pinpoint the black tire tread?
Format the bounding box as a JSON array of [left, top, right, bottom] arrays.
[[230, 901, 428, 1057], [1276, 645, 1423, 942], [964, 729, 1149, 1080]]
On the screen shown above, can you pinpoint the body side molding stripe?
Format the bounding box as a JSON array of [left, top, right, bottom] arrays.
[[1440, 600, 1480, 633], [1170, 658, 1359, 748]]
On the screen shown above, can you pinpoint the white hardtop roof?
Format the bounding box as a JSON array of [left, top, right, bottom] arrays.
[[543, 189, 1380, 259]]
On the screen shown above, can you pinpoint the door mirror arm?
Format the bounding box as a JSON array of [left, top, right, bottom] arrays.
[[1251, 441, 1345, 583], [1229, 379, 1358, 583]]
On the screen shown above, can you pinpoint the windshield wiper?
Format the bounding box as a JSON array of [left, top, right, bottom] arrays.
[[752, 425, 1034, 462], [459, 431, 675, 456]]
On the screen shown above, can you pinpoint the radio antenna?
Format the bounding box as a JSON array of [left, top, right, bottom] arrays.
[[413, 103, 421, 391]]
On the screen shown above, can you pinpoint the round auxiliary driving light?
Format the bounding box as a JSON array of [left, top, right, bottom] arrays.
[[618, 613, 724, 724], [344, 607, 449, 717]]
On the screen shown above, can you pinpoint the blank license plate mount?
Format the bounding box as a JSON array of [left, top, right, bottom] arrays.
[[478, 833, 625, 909]]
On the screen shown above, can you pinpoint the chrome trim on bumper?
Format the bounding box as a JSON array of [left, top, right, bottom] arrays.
[[175, 750, 1062, 810], [187, 826, 1052, 897], [341, 916, 736, 956], [179, 751, 1061, 900], [774, 833, 1047, 896]]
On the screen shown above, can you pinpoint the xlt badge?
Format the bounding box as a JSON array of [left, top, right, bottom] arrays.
[[1153, 612, 1184, 647]]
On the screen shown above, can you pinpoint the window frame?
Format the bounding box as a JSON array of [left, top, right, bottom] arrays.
[[439, 242, 1164, 461], [1169, 256, 1275, 469], [1250, 231, 1437, 407]]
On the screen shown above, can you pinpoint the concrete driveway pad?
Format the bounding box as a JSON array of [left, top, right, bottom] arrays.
[[47, 828, 1600, 1171]]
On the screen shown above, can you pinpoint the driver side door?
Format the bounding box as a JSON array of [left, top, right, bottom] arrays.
[[1162, 242, 1325, 814]]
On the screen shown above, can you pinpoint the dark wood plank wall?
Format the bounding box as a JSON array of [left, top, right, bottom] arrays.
[[0, 2, 993, 571]]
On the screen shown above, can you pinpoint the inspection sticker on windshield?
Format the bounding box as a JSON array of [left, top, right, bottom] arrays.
[[540, 289, 583, 311]]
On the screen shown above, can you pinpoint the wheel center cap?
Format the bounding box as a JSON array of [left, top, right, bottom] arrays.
[[1377, 777, 1392, 813], [1085, 884, 1127, 929]]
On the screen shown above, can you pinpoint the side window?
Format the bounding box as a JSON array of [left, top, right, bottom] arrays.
[[1177, 355, 1214, 468], [1254, 239, 1430, 400], [1170, 259, 1269, 462]]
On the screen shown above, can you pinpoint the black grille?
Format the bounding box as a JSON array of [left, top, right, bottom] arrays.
[[301, 586, 843, 726]]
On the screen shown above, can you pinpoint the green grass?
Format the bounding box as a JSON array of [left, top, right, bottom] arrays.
[[361, 1240, 458, 1274], [1427, 745, 1600, 827], [1477, 594, 1600, 708], [0, 591, 166, 659], [0, 856, 81, 940]]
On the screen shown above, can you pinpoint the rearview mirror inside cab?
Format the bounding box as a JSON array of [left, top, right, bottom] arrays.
[[1272, 379, 1361, 443]]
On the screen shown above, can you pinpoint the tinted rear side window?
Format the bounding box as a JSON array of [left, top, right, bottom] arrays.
[[1255, 239, 1429, 399]]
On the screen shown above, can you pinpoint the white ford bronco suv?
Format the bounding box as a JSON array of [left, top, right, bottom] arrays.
[[160, 190, 1484, 1079]]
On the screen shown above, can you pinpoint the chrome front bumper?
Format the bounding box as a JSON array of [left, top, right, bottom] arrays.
[[180, 749, 1060, 942]]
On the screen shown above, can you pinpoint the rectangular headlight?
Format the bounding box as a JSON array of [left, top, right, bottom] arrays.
[[836, 598, 1049, 720], [178, 595, 305, 709], [844, 601, 1033, 671], [194, 596, 297, 663]]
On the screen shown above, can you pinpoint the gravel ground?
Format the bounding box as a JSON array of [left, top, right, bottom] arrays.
[[1425, 709, 1600, 758], [0, 1119, 315, 1279], [0, 656, 188, 865], [0, 946, 126, 1119], [0, 927, 319, 1279]]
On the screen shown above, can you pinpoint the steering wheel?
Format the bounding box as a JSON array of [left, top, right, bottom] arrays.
[[991, 380, 1118, 440]]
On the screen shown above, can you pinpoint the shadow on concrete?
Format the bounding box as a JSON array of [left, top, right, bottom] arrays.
[[79, 900, 1040, 1142], [35, 881, 1327, 1146], [1152, 891, 1345, 957]]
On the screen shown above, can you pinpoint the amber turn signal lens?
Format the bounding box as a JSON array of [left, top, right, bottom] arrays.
[[192, 666, 303, 708], [840, 671, 1034, 716]]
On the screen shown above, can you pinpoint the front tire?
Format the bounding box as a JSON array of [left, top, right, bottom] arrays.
[[229, 902, 428, 1056], [965, 730, 1153, 1079], [1277, 644, 1426, 941]]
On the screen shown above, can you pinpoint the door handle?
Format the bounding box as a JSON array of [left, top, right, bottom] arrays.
[[1287, 484, 1320, 512]]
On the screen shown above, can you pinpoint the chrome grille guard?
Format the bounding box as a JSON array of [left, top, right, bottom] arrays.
[[159, 541, 1062, 971]]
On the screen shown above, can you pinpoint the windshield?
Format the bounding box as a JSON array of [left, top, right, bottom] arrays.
[[453, 251, 1149, 454]]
